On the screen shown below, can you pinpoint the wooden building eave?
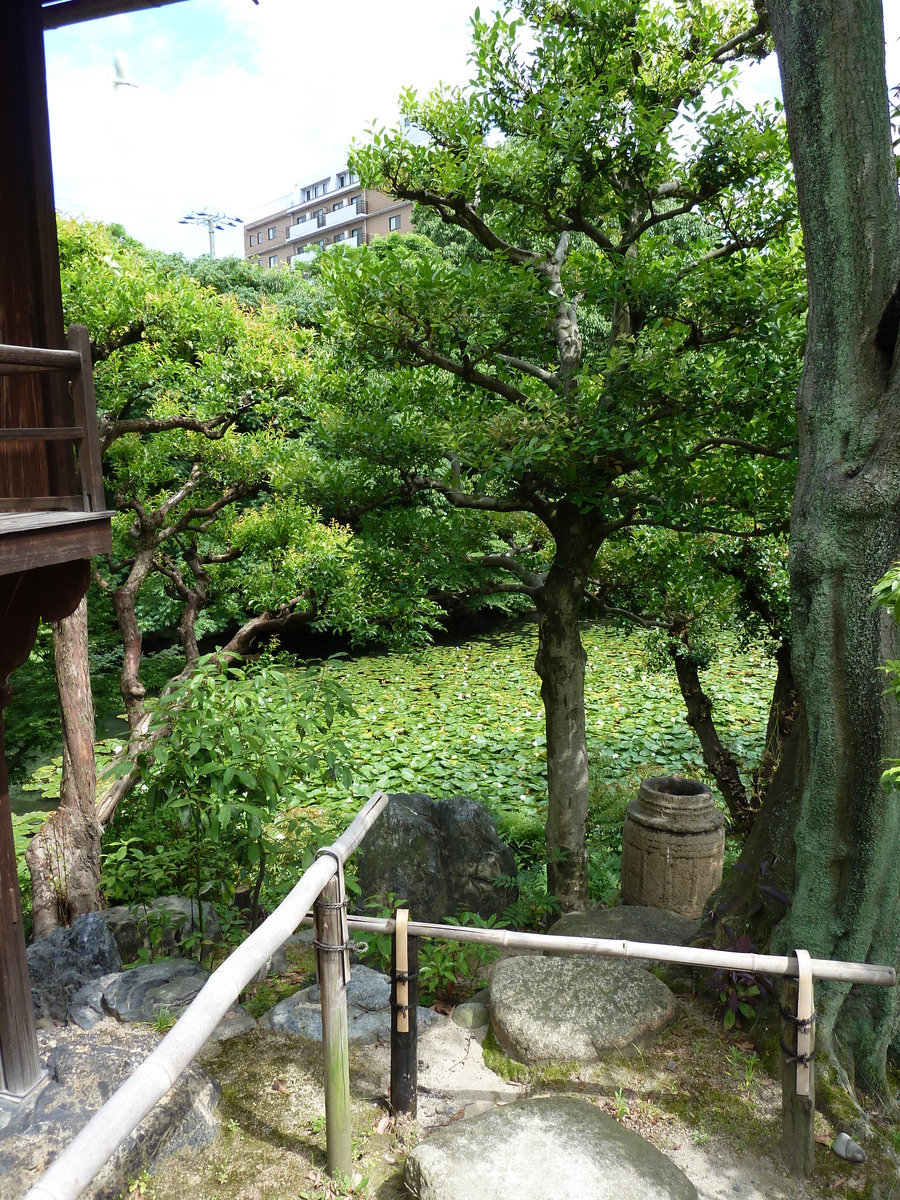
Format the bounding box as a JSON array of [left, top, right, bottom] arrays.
[[41, 0, 256, 30]]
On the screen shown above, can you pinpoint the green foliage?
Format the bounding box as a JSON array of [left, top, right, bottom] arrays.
[[150, 1007, 176, 1034], [874, 562, 900, 788], [305, 624, 772, 820], [130, 652, 353, 933], [11, 811, 42, 939], [417, 912, 502, 1004], [4, 625, 61, 784]]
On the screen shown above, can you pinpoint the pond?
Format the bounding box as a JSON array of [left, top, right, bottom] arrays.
[[11, 620, 775, 832]]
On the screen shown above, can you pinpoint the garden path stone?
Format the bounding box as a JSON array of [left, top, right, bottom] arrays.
[[260, 964, 440, 1042], [404, 1095, 697, 1200], [490, 954, 678, 1062], [547, 906, 700, 968]]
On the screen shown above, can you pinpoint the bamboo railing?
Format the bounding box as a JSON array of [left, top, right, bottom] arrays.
[[19, 788, 898, 1194], [22, 790, 389, 1200], [337, 912, 896, 1177]]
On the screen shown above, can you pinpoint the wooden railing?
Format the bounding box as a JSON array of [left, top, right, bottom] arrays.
[[0, 324, 106, 514]]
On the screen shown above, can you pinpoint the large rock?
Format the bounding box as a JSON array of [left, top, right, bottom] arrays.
[[260, 964, 440, 1042], [405, 1096, 697, 1200], [356, 792, 516, 923], [65, 960, 256, 1042], [101, 959, 209, 1023], [99, 895, 222, 964], [27, 912, 123, 1022], [547, 906, 700, 969], [0, 1023, 218, 1200], [490, 954, 678, 1063]]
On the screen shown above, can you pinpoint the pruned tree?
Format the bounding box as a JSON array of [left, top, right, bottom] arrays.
[[318, 0, 801, 909]]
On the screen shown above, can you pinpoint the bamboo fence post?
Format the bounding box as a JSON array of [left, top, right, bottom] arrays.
[[314, 856, 352, 1181], [781, 949, 816, 1176], [390, 908, 418, 1116]]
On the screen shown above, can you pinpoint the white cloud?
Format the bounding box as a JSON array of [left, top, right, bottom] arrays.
[[45, 0, 480, 258]]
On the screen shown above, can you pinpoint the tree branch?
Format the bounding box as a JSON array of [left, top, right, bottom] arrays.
[[91, 321, 146, 365], [685, 436, 796, 461], [99, 396, 255, 453], [400, 337, 532, 405], [494, 353, 559, 389], [473, 552, 545, 591], [584, 592, 674, 630]]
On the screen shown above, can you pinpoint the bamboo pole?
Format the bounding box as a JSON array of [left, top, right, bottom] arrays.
[[335, 916, 896, 988], [315, 867, 352, 1179], [781, 951, 816, 1176], [390, 908, 417, 1116], [22, 791, 389, 1200]]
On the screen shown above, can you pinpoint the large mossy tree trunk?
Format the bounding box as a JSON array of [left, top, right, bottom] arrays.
[[745, 0, 900, 1093], [534, 508, 604, 913], [26, 597, 103, 937]]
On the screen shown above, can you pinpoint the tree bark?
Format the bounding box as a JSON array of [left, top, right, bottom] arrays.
[[760, 0, 900, 1092], [534, 507, 604, 912], [111, 569, 149, 728], [26, 597, 103, 937], [751, 639, 797, 805]]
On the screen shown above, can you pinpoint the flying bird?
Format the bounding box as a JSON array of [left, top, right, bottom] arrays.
[[113, 50, 138, 91]]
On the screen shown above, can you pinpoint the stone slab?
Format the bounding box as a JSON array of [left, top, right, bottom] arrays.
[[405, 1095, 697, 1199], [490, 954, 678, 1063], [547, 906, 700, 968]]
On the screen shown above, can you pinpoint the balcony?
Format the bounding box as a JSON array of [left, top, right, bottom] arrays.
[[290, 231, 363, 267], [288, 199, 367, 242], [327, 232, 363, 251]]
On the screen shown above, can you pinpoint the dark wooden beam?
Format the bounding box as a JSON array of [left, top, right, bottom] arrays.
[[41, 0, 245, 30], [0, 712, 41, 1098], [0, 512, 112, 575]]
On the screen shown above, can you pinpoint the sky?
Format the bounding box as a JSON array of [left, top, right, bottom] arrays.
[[43, 1, 900, 262]]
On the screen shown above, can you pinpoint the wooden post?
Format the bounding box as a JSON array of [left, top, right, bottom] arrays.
[[314, 863, 352, 1181], [390, 908, 418, 1116], [0, 694, 42, 1097], [781, 949, 816, 1176]]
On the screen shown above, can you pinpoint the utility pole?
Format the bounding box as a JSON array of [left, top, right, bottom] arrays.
[[179, 210, 241, 259]]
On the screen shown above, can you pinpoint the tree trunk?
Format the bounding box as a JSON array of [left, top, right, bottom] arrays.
[[534, 509, 604, 912], [762, 0, 900, 1092], [670, 649, 753, 831], [111, 580, 147, 728], [26, 597, 103, 937], [751, 640, 797, 805]]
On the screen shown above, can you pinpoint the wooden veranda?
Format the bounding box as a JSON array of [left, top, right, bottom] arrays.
[[0, 0, 215, 1100]]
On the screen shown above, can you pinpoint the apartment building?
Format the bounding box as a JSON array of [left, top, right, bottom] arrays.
[[244, 167, 413, 268]]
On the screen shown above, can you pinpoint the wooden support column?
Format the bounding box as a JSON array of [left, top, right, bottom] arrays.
[[781, 948, 816, 1176], [0, 563, 90, 1097], [0, 692, 42, 1097], [390, 908, 418, 1116], [314, 857, 352, 1181]]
